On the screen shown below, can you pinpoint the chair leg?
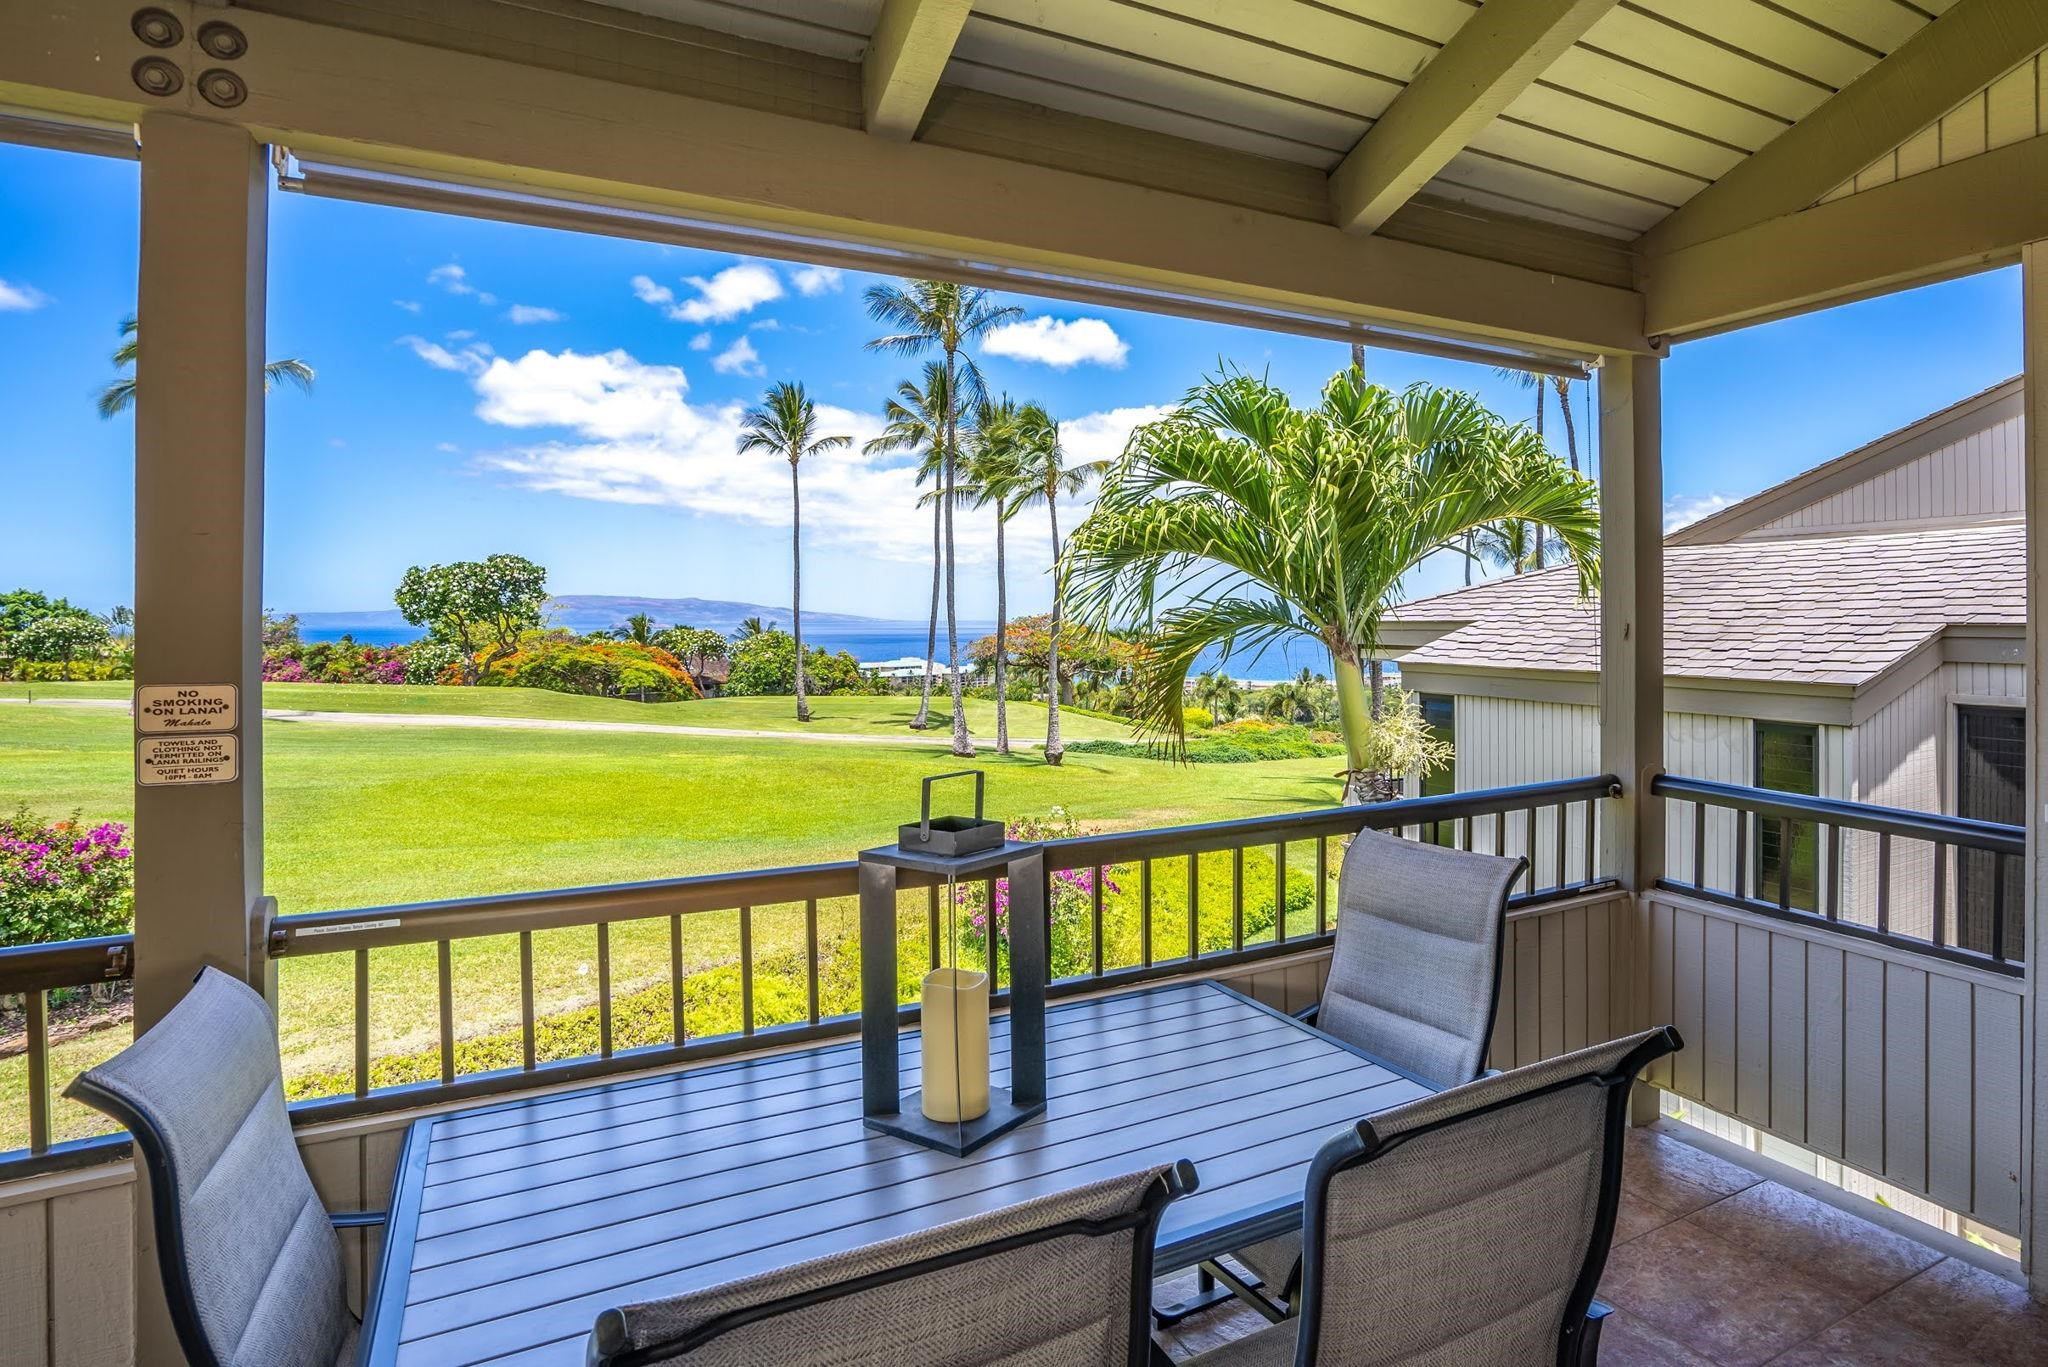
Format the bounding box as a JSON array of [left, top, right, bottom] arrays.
[[1571, 1300, 1613, 1366]]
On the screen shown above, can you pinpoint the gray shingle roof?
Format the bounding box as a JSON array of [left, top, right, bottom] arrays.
[[1386, 522, 2022, 687]]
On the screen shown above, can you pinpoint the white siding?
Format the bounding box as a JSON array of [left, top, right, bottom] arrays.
[[1816, 53, 2047, 204], [1755, 414, 2023, 535], [1646, 890, 2027, 1236], [1847, 661, 2024, 940]]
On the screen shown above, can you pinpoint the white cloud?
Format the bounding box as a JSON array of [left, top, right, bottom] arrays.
[[712, 335, 764, 377], [393, 298, 422, 314], [1664, 491, 1743, 533], [668, 263, 783, 323], [1060, 405, 1170, 464], [428, 263, 497, 306], [630, 275, 674, 306], [0, 279, 48, 311], [398, 334, 488, 375], [790, 265, 843, 296], [445, 329, 475, 342], [435, 441, 461, 454], [506, 304, 563, 325], [688, 333, 714, 352], [983, 316, 1128, 369], [447, 345, 1013, 564]]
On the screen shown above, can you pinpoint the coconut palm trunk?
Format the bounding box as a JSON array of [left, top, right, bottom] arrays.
[[1553, 376, 1580, 473], [915, 500, 939, 728], [941, 379, 973, 758], [992, 494, 1010, 754], [1045, 493, 1065, 764], [789, 461, 810, 723]]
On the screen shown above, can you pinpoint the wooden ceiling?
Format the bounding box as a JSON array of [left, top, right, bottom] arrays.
[[602, 0, 1954, 241]]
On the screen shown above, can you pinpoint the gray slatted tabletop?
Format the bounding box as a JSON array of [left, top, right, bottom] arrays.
[[360, 979, 1435, 1366]]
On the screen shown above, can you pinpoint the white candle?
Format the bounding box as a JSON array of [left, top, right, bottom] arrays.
[[920, 967, 991, 1123]]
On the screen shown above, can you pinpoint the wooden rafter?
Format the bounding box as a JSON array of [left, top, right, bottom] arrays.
[[1330, 0, 1619, 235], [1639, 0, 2048, 256], [864, 0, 972, 141]]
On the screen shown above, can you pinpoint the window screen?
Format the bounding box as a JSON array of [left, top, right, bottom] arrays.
[[1754, 722, 1819, 912], [1955, 705, 2024, 959], [1419, 695, 1454, 798]]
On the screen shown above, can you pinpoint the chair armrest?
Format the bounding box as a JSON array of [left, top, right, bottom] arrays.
[[1478, 1068, 1503, 1080], [1290, 1003, 1319, 1025], [329, 1210, 388, 1229]]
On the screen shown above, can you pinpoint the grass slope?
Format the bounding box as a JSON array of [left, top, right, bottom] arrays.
[[0, 705, 1341, 1143]]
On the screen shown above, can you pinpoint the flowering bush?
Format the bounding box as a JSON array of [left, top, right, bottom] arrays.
[[261, 636, 413, 685], [0, 809, 134, 947], [481, 630, 700, 701], [953, 808, 1119, 980]]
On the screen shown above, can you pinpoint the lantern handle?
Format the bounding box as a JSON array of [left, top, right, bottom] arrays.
[[919, 770, 984, 840]]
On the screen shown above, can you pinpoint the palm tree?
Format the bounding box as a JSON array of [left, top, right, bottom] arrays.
[[1191, 669, 1243, 721], [964, 397, 1029, 755], [865, 279, 1024, 758], [1006, 402, 1095, 765], [97, 315, 314, 418], [739, 381, 851, 723], [736, 616, 771, 640], [621, 612, 656, 645], [865, 363, 959, 730], [1065, 370, 1600, 802], [1473, 519, 1566, 576]]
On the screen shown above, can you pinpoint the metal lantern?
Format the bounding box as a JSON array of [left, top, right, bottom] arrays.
[[858, 771, 1048, 1157]]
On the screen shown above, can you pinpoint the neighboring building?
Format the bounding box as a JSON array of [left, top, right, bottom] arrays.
[[1384, 379, 2026, 955]]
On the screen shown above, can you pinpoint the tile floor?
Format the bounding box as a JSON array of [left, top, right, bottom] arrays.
[[1154, 1126, 2048, 1365]]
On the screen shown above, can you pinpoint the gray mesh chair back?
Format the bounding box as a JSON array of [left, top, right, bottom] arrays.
[[586, 1160, 1197, 1367], [1318, 828, 1525, 1088], [1293, 1027, 1682, 1367], [64, 967, 359, 1367]]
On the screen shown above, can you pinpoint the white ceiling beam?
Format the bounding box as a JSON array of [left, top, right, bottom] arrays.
[[864, 0, 972, 141], [0, 0, 1647, 355], [1639, 0, 2048, 256], [1330, 0, 1619, 235], [1643, 131, 2048, 338]]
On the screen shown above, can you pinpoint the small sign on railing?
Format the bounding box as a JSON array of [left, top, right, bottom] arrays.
[[135, 684, 238, 733]]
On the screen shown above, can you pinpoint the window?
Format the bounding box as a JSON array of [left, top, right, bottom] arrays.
[[1419, 695, 1454, 797], [1754, 722, 1819, 911], [1955, 705, 2024, 959]]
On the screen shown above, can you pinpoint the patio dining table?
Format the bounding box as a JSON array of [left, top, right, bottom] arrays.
[[356, 977, 1440, 1366]]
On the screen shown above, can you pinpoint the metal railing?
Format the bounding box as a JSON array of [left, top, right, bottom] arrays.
[[1653, 774, 2025, 976], [1, 776, 1618, 1177], [0, 935, 135, 1175]]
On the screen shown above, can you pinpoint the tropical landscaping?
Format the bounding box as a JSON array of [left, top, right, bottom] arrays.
[[0, 271, 1602, 1151]]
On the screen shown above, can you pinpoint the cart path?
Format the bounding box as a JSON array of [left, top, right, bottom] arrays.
[[0, 696, 1046, 747]]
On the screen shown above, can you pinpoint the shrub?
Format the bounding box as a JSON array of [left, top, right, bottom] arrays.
[[480, 630, 700, 701], [1181, 707, 1214, 731], [0, 809, 134, 947], [262, 635, 411, 685], [951, 808, 1122, 981], [725, 628, 872, 696]]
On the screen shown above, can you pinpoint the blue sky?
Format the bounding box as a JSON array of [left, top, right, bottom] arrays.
[[0, 139, 2026, 625]]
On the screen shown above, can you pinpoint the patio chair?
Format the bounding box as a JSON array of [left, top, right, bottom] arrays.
[[584, 1159, 1198, 1367], [1171, 1027, 1682, 1367], [1167, 828, 1523, 1324], [64, 967, 380, 1367]]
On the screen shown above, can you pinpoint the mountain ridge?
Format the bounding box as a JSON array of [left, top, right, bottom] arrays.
[[290, 595, 922, 633]]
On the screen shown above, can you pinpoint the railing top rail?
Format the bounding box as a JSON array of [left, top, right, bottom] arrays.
[[267, 775, 1622, 955], [0, 934, 134, 994], [1652, 773, 2024, 855]]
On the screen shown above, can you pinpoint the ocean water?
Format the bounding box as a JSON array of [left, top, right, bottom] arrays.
[[298, 622, 1338, 682]]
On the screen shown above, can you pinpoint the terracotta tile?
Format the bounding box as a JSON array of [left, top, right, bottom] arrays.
[[1853, 1258, 2034, 1348], [1765, 1310, 1980, 1366], [1624, 1129, 1763, 1217], [1599, 1219, 1861, 1367], [1961, 1291, 2048, 1366], [1593, 1309, 1718, 1367], [1687, 1182, 1944, 1302], [1613, 1189, 1682, 1246]]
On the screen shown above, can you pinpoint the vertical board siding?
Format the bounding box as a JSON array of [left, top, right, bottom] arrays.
[[1850, 661, 2024, 938], [1445, 697, 1601, 886], [1649, 890, 2026, 1235], [0, 1200, 50, 1367], [1486, 893, 1636, 1072], [1757, 415, 2024, 533], [1818, 54, 2047, 205]]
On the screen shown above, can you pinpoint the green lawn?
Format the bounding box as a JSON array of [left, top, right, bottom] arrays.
[[0, 681, 1137, 740], [1, 701, 1341, 1144]]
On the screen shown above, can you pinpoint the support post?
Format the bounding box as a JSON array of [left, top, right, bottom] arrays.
[[2022, 240, 2047, 1301], [1598, 353, 1664, 1124], [131, 112, 269, 1367]]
